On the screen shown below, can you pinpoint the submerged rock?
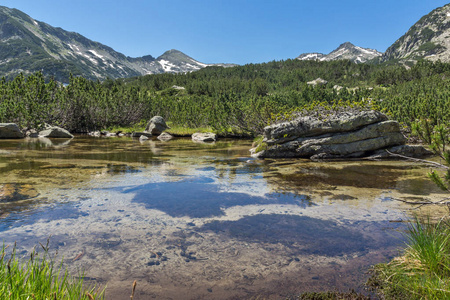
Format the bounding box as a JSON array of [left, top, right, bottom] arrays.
[[0, 123, 24, 139], [145, 116, 169, 135], [39, 126, 73, 138], [157, 132, 173, 141], [252, 110, 430, 160], [0, 183, 39, 202]]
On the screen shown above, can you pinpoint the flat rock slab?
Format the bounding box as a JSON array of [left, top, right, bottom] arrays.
[[252, 110, 430, 160]]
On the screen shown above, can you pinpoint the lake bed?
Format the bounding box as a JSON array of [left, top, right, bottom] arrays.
[[0, 136, 446, 299]]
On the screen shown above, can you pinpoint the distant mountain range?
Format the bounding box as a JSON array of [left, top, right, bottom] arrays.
[[1, 3, 450, 82], [0, 5, 233, 82]]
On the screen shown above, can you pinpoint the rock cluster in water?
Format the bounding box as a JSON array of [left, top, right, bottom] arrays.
[[0, 123, 73, 139], [251, 110, 431, 160]]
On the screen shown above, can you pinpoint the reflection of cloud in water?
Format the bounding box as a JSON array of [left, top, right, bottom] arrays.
[[123, 176, 312, 218]]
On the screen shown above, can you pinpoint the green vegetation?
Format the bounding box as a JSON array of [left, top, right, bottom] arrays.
[[2, 57, 450, 298], [412, 118, 450, 191], [369, 118, 450, 299], [369, 217, 450, 299], [296, 290, 369, 299], [1, 59, 450, 137], [0, 242, 104, 299]]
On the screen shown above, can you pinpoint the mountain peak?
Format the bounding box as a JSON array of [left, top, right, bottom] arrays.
[[382, 3, 450, 62], [337, 42, 355, 49], [0, 6, 227, 82], [155, 49, 209, 73], [297, 42, 382, 64]]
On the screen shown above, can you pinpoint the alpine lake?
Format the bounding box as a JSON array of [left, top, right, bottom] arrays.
[[0, 135, 447, 299]]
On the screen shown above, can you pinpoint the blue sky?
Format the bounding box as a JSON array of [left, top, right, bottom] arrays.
[[2, 1, 449, 64]]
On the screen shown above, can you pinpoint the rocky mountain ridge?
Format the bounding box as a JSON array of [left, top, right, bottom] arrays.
[[2, 3, 450, 82], [297, 42, 383, 64], [382, 3, 450, 62], [297, 4, 450, 64], [0, 5, 230, 82]]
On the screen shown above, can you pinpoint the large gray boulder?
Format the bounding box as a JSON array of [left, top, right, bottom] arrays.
[[39, 126, 73, 138], [0, 123, 24, 139], [145, 116, 169, 135], [252, 110, 430, 160]]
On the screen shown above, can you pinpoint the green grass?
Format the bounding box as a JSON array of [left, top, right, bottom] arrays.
[[0, 241, 104, 300], [165, 123, 213, 136], [368, 216, 450, 299]]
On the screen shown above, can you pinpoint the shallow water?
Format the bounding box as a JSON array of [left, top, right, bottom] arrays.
[[0, 136, 446, 299]]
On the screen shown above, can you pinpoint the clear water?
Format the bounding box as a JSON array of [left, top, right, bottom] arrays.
[[0, 136, 445, 299]]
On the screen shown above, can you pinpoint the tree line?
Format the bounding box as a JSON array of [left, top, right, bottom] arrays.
[[1, 59, 450, 135]]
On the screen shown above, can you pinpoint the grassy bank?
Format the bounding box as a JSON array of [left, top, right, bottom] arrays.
[[0, 242, 104, 299], [107, 121, 254, 138], [368, 216, 450, 299]]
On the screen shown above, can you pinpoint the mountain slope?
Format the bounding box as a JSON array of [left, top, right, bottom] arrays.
[[297, 42, 382, 64], [382, 4, 450, 62], [0, 6, 227, 82]]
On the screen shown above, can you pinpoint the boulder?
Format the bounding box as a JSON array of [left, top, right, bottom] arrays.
[[0, 123, 24, 139], [39, 126, 73, 138], [251, 110, 430, 160], [145, 116, 169, 135], [192, 132, 217, 143], [157, 132, 173, 141], [26, 129, 39, 138]]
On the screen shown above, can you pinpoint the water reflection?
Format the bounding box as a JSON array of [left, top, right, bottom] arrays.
[[0, 136, 445, 299], [199, 214, 403, 256], [125, 176, 312, 218]]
